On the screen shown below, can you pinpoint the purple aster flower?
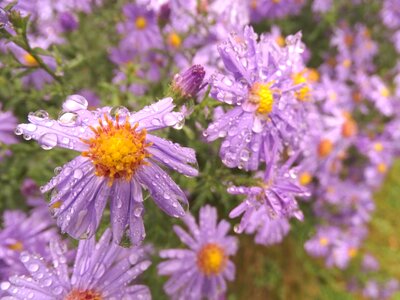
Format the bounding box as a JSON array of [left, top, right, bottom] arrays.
[[116, 3, 162, 52], [0, 209, 57, 281], [228, 159, 307, 236], [380, 0, 400, 29], [312, 0, 333, 13], [172, 65, 206, 99], [249, 0, 306, 22], [0, 107, 18, 145], [5, 43, 57, 90], [0, 228, 151, 299], [15, 96, 198, 245], [305, 225, 366, 269], [363, 279, 399, 300], [158, 205, 238, 300], [362, 254, 380, 272], [204, 26, 306, 171]]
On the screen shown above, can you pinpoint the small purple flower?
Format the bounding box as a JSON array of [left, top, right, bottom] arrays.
[[312, 0, 333, 13], [228, 162, 306, 236], [16, 96, 198, 245], [116, 3, 162, 52], [0, 229, 151, 299], [172, 65, 206, 99], [158, 205, 238, 300], [249, 0, 306, 22], [204, 26, 306, 170], [362, 254, 380, 272], [380, 0, 400, 29], [0, 209, 57, 281]]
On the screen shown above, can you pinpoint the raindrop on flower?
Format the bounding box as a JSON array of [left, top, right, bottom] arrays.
[[62, 95, 88, 112], [58, 112, 80, 127], [39, 133, 58, 150]]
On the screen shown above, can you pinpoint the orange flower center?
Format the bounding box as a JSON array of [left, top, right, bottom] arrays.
[[23, 53, 39, 67], [197, 243, 226, 276], [168, 32, 182, 48], [299, 172, 312, 185], [318, 139, 333, 158], [8, 241, 23, 252], [135, 16, 147, 30], [82, 115, 151, 185], [64, 289, 102, 300]]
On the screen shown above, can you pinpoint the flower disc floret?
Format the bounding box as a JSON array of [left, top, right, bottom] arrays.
[[249, 82, 275, 115], [82, 114, 151, 184], [196, 243, 227, 276], [65, 290, 103, 300]]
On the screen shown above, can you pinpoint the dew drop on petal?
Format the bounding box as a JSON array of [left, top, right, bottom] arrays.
[[73, 169, 83, 179], [0, 282, 10, 291], [58, 112, 80, 127], [28, 110, 49, 122], [39, 133, 58, 150]]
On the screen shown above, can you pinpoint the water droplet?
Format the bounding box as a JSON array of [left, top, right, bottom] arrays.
[[14, 127, 23, 136], [39, 133, 58, 150], [28, 263, 39, 272], [25, 124, 37, 132], [173, 118, 185, 130], [128, 253, 138, 265], [28, 110, 49, 122], [53, 286, 63, 295], [0, 282, 10, 290], [163, 113, 178, 126], [73, 169, 83, 179], [23, 134, 32, 140], [133, 206, 143, 217], [58, 112, 80, 127], [54, 167, 63, 175], [63, 95, 88, 112], [110, 106, 130, 119]]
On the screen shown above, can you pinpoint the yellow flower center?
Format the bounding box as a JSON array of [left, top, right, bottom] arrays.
[[8, 241, 23, 252], [292, 72, 310, 101], [319, 237, 328, 246], [168, 32, 182, 48], [342, 59, 352, 68], [344, 34, 354, 46], [377, 163, 387, 174], [299, 172, 312, 185], [318, 139, 333, 158], [197, 243, 226, 276], [135, 16, 147, 30], [64, 290, 102, 300], [82, 115, 151, 185], [249, 82, 275, 115], [380, 87, 390, 98], [23, 53, 39, 67], [373, 142, 384, 152], [348, 247, 357, 258], [276, 35, 285, 47]]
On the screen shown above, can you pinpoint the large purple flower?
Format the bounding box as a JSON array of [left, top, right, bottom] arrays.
[[204, 26, 306, 171], [16, 95, 198, 245], [0, 229, 151, 299], [0, 209, 57, 281], [158, 205, 238, 299]]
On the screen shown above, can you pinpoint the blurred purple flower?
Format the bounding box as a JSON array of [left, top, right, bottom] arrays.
[[0, 229, 151, 299], [16, 96, 198, 245], [158, 205, 238, 300], [0, 209, 57, 281]]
